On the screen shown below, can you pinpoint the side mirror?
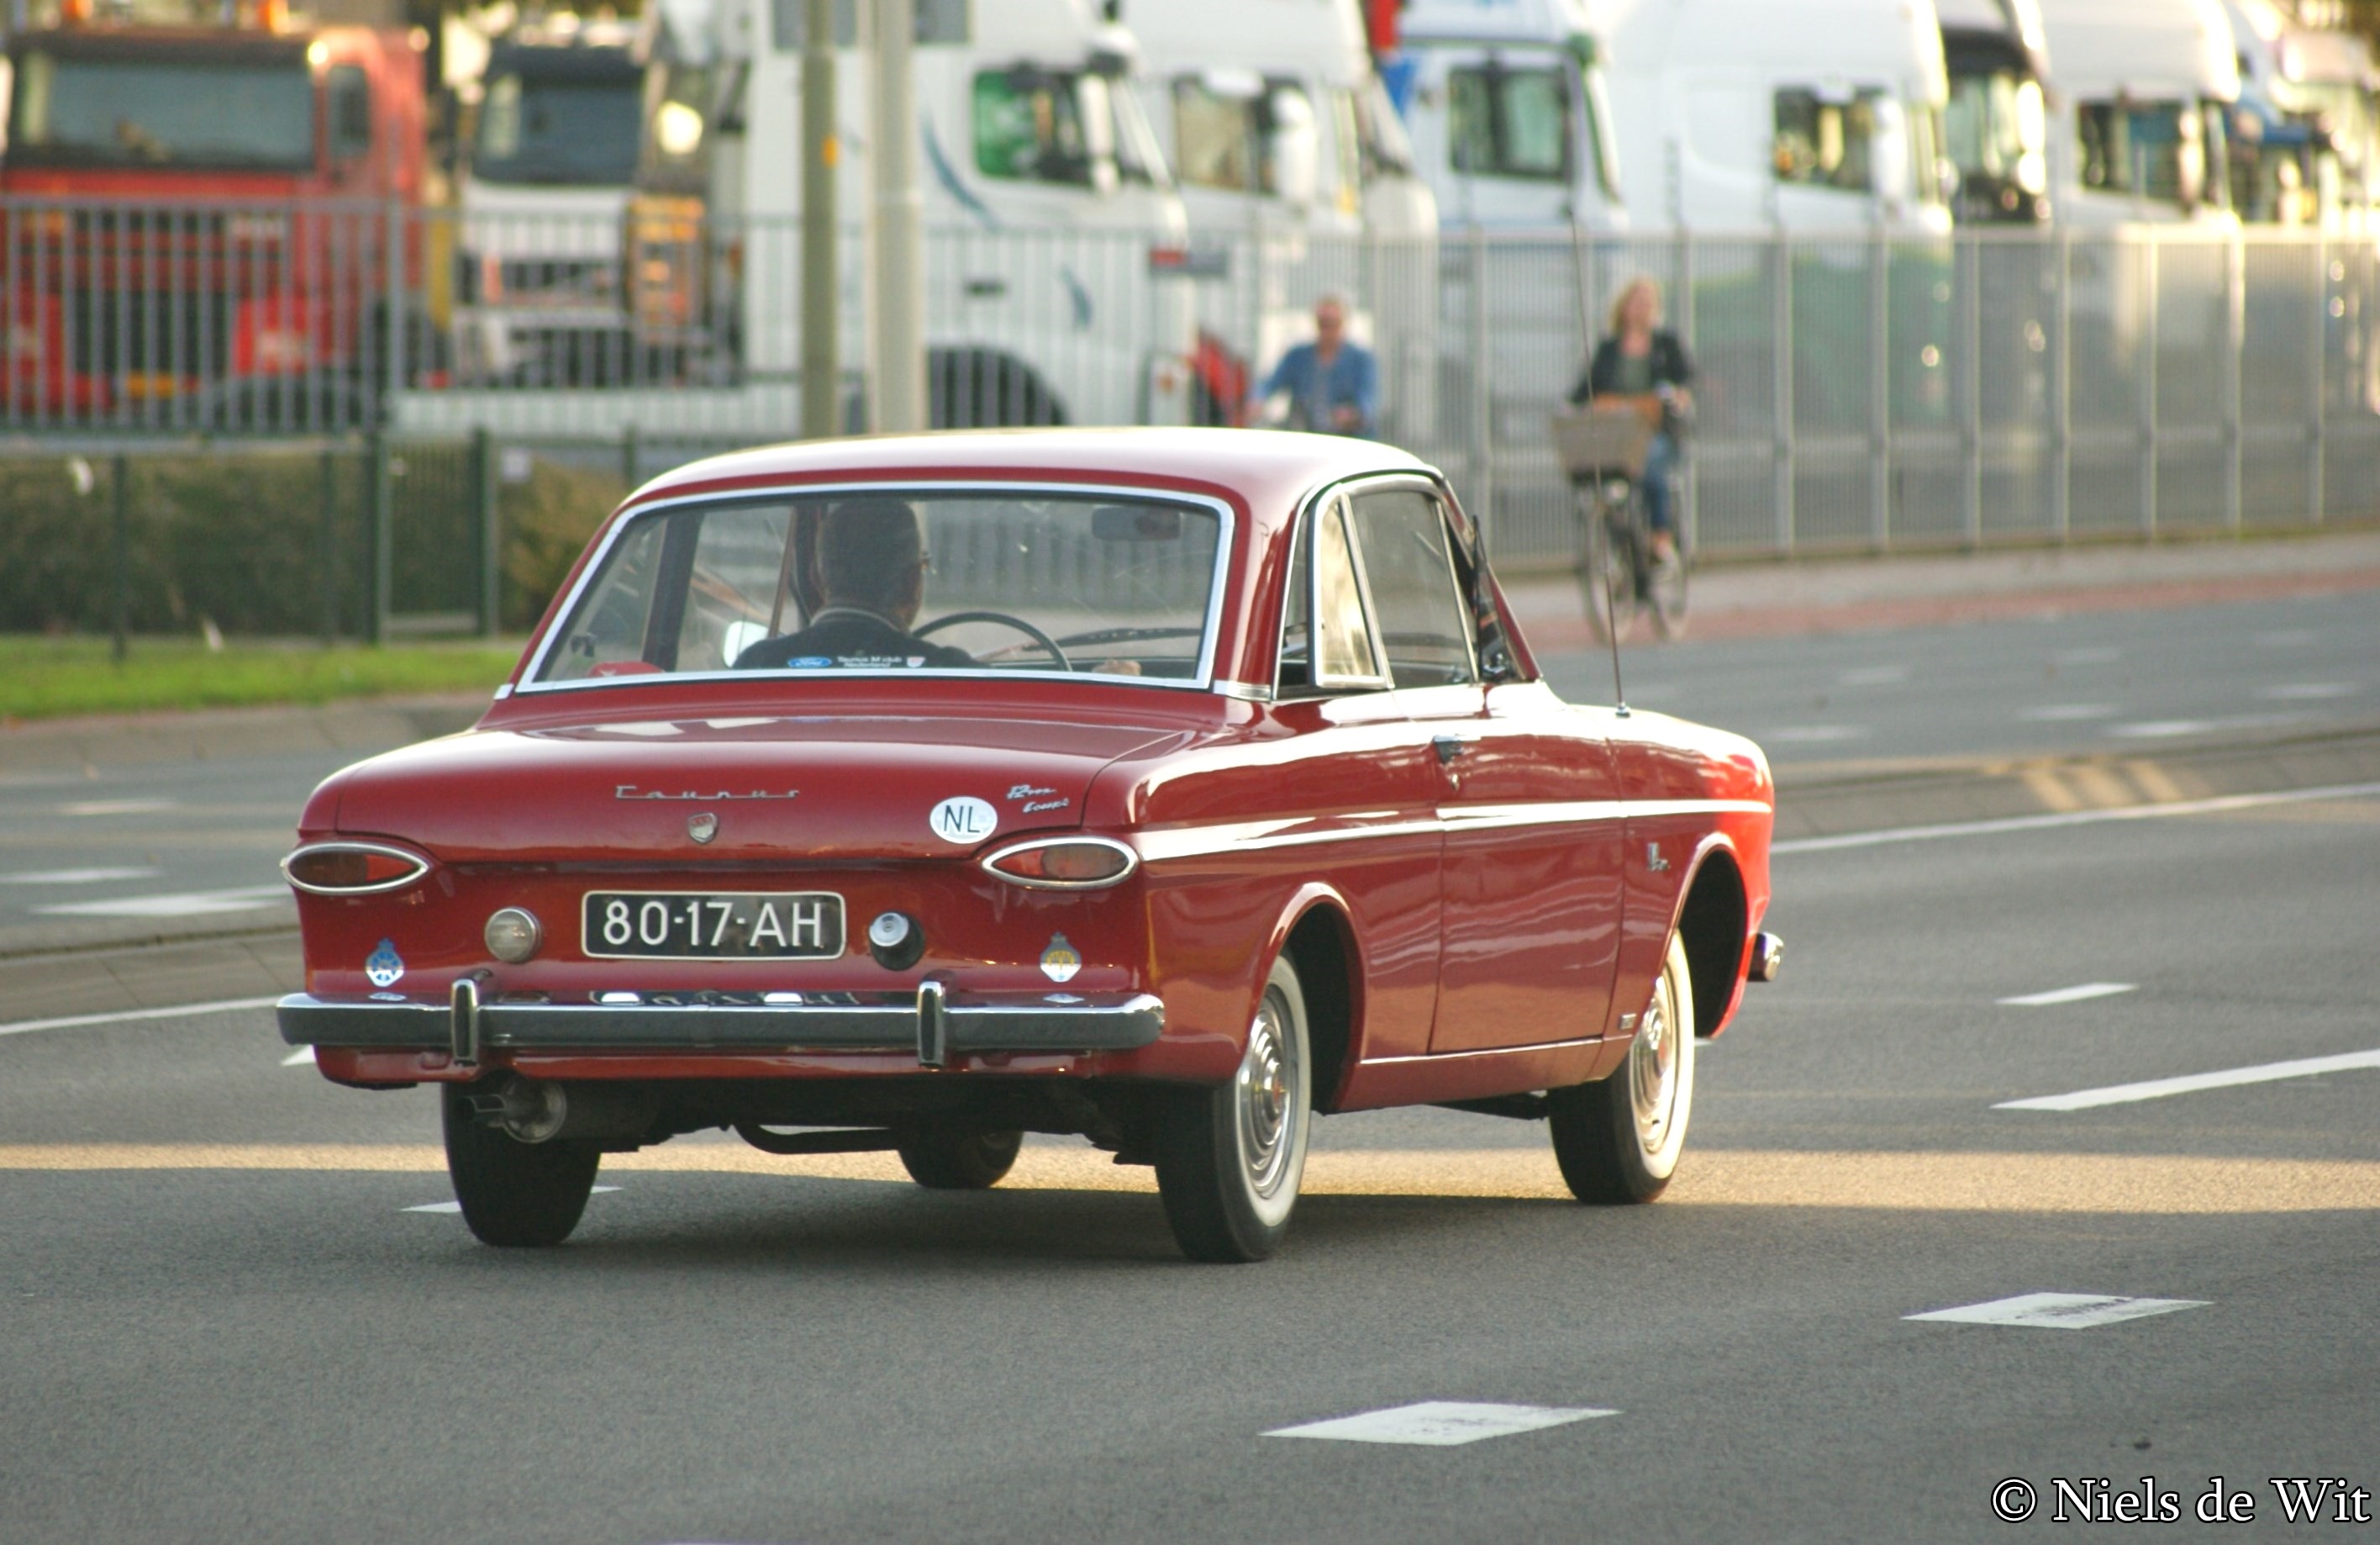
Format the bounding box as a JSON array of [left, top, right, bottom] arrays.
[[1267, 87, 1318, 206]]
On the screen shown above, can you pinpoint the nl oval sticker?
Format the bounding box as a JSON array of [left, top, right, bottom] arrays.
[[929, 796, 998, 844]]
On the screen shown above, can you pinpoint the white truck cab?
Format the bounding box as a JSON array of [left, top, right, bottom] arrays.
[[1593, 0, 1955, 234], [1395, 0, 1629, 229], [2220, 0, 2377, 229], [632, 0, 1197, 429], [2035, 0, 2240, 226]]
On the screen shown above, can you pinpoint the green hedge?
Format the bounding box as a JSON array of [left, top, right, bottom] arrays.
[[0, 446, 624, 638]]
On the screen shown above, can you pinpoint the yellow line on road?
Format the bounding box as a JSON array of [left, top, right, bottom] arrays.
[[1, 1145, 2374, 1213]]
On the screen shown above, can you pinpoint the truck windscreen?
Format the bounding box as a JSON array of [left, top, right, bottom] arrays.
[[474, 71, 642, 187], [6, 49, 313, 171]]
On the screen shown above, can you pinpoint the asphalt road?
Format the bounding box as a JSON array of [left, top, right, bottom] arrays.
[[3, 782, 2374, 1542], [5, 583, 2376, 957]]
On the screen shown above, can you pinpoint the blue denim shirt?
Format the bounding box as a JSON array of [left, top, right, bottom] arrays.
[[1258, 340, 1380, 438]]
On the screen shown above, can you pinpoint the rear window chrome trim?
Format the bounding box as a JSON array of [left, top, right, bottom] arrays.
[[515, 479, 1239, 699]]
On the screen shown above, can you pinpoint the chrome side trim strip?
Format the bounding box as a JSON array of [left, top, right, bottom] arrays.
[[1361, 1033, 1600, 1066], [1136, 798, 1765, 863]]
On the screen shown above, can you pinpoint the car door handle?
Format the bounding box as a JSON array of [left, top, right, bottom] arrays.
[[1432, 735, 1467, 766]]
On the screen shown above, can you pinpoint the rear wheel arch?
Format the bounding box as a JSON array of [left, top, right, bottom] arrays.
[[1277, 896, 1359, 1115], [1672, 844, 1748, 1040]]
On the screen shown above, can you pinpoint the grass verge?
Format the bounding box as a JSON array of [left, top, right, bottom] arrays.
[[1, 636, 524, 722]]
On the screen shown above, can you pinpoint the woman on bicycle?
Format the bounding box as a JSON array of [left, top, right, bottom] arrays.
[[1567, 277, 1694, 565]]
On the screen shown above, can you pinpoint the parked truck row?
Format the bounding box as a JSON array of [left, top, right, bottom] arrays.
[[4, 0, 2378, 434]]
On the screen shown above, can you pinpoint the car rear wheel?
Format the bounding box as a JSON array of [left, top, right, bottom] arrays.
[[1549, 929, 1696, 1204], [1154, 954, 1311, 1263], [441, 1084, 601, 1247], [896, 1128, 1025, 1189]]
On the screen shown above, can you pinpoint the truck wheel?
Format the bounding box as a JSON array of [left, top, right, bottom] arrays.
[[1548, 930, 1697, 1204], [896, 1128, 1024, 1189], [1154, 954, 1311, 1263], [441, 1084, 600, 1247]]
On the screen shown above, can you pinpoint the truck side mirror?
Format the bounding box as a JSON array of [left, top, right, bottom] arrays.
[[1267, 86, 1318, 206]]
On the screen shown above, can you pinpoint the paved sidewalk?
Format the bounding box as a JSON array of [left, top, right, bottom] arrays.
[[1500, 525, 2380, 654]]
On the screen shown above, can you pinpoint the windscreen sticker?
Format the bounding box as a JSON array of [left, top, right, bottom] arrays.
[[929, 796, 998, 844], [1040, 934, 1082, 983]]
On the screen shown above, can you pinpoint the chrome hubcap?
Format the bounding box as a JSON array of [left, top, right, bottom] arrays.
[[1236, 991, 1298, 1199], [1630, 993, 1677, 1152]]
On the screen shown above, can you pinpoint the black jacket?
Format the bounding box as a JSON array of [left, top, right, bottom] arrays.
[[1566, 330, 1694, 408], [734, 608, 976, 672]]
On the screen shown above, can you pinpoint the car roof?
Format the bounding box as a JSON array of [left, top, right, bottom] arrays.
[[624, 428, 1440, 539]]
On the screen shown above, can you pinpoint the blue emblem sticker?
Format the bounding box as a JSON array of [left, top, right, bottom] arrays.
[[1040, 934, 1082, 983], [365, 938, 405, 989], [790, 656, 834, 668]]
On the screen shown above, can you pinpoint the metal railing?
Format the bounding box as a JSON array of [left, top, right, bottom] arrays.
[[8, 195, 2379, 567]]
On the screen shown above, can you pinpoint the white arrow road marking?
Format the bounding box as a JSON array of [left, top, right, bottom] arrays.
[[1998, 982, 2136, 1007], [282, 1046, 316, 1067], [35, 885, 287, 918], [408, 1186, 619, 1215], [1265, 1401, 1618, 1447], [1997, 1047, 2380, 1111], [1906, 1293, 2206, 1330], [0, 995, 281, 1039]]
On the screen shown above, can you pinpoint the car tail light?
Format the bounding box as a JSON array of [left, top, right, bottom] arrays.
[[981, 837, 1137, 890], [282, 842, 430, 895]]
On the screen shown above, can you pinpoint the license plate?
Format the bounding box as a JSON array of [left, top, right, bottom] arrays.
[[582, 891, 845, 959]]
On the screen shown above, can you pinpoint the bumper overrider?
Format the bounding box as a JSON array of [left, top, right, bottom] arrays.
[[279, 978, 1165, 1070]]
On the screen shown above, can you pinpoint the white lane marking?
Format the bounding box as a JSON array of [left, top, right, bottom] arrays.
[[2015, 704, 2117, 722], [1995, 1047, 2380, 1111], [34, 884, 287, 918], [2258, 682, 2359, 701], [1761, 725, 1867, 743], [282, 1046, 317, 1066], [0, 995, 281, 1039], [1264, 1400, 1618, 1447], [2108, 719, 2218, 738], [408, 1185, 619, 1215], [1998, 982, 2136, 1007], [1772, 778, 2380, 855], [1906, 1293, 2206, 1330], [0, 867, 162, 885], [1837, 666, 1909, 686], [55, 799, 178, 817]]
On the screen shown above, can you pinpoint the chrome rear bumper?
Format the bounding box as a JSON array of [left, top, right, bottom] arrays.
[[278, 981, 1165, 1068]]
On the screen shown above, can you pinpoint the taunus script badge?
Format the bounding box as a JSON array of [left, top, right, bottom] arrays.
[[687, 812, 719, 845]]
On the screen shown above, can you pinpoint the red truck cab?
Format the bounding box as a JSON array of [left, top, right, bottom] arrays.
[[2, 19, 428, 424]]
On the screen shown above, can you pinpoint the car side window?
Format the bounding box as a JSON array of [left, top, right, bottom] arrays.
[[1348, 489, 1477, 688], [1314, 496, 1384, 687]]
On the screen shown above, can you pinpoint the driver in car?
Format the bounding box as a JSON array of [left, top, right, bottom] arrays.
[[734, 498, 977, 672]]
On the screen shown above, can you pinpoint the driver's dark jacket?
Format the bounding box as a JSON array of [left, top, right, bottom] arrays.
[[733, 607, 975, 672]]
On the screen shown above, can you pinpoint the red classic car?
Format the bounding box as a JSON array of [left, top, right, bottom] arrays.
[[279, 428, 1780, 1262]]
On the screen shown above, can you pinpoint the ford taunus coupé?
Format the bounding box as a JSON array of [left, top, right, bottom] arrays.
[[279, 429, 1781, 1262]]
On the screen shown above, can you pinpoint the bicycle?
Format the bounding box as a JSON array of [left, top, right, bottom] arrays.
[[1551, 398, 1688, 642]]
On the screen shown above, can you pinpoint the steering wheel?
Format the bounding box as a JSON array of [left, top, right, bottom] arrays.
[[914, 610, 1072, 672]]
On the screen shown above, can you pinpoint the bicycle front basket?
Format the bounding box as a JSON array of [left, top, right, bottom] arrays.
[[1549, 406, 1654, 482]]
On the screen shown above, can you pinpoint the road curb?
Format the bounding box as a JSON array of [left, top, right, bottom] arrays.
[[0, 694, 491, 772]]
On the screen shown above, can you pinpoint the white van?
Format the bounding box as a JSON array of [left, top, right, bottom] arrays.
[[1391, 0, 1629, 231], [2035, 0, 2240, 226], [1596, 0, 1955, 234]]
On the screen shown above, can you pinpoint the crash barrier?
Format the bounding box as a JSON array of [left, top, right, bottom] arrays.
[[7, 198, 2379, 565]]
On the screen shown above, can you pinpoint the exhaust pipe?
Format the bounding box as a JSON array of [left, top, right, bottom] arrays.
[[466, 1076, 655, 1145], [1747, 931, 1784, 983]]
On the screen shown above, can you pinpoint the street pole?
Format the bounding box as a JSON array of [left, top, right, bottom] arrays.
[[800, 0, 840, 440], [872, 0, 926, 432]]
